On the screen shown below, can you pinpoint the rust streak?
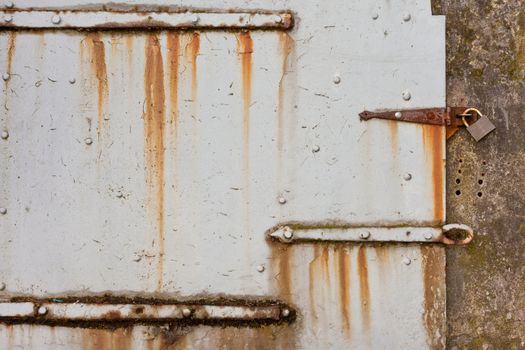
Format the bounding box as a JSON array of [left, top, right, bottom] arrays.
[[338, 247, 351, 336], [86, 33, 108, 139], [185, 32, 200, 105], [422, 125, 445, 223], [321, 246, 330, 283], [308, 245, 321, 325], [82, 328, 132, 350], [421, 246, 446, 350], [357, 246, 370, 334], [387, 121, 399, 152], [144, 34, 166, 291], [6, 32, 16, 78], [270, 246, 292, 300], [167, 32, 180, 126]]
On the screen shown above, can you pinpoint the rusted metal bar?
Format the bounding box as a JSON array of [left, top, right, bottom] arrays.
[[359, 107, 478, 126], [268, 224, 474, 245], [0, 299, 293, 326], [0, 10, 293, 30]]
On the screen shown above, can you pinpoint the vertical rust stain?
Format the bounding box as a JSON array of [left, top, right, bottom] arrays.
[[357, 246, 371, 334], [86, 33, 108, 138], [185, 32, 200, 105], [308, 245, 321, 325], [421, 246, 446, 350], [82, 329, 132, 350], [422, 125, 445, 223], [270, 245, 292, 300], [167, 32, 180, 127], [338, 247, 351, 336], [6, 32, 16, 78], [388, 121, 399, 152], [144, 34, 166, 291], [321, 245, 330, 282], [277, 33, 293, 153]]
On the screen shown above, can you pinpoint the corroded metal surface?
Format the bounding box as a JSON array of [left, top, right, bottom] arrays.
[[432, 0, 525, 349], [0, 0, 448, 348]]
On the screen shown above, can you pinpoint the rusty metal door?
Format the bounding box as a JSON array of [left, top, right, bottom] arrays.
[[0, 1, 462, 349]]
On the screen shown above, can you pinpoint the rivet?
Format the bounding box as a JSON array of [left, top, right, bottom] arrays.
[[424, 232, 433, 240], [0, 282, 5, 291], [281, 308, 290, 317], [51, 15, 61, 25], [273, 15, 283, 24], [372, 13, 379, 20], [403, 257, 412, 265], [68, 77, 76, 84], [182, 308, 192, 317], [283, 228, 294, 240], [406, 230, 411, 236], [5, 1, 14, 9], [84, 137, 93, 145], [2, 73, 9, 81], [402, 91, 411, 101], [191, 15, 200, 24], [278, 196, 287, 204], [312, 145, 320, 153], [403, 173, 412, 181], [37, 306, 48, 315], [0, 208, 6, 215], [360, 231, 371, 240], [333, 75, 341, 84], [256, 265, 265, 273], [1, 130, 8, 140], [395, 111, 402, 119], [3, 14, 12, 23], [403, 13, 412, 22]]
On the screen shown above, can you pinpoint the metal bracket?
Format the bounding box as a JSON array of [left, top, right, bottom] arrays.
[[0, 10, 293, 30], [268, 224, 474, 246], [359, 107, 479, 127], [0, 297, 294, 327]]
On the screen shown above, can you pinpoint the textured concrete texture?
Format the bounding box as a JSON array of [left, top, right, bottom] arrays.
[[432, 1, 525, 349]]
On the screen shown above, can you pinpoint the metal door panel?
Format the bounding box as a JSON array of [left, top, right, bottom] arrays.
[[1, 0, 447, 349]]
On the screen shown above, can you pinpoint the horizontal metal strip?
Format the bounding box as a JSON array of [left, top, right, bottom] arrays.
[[268, 224, 474, 245], [0, 299, 294, 326], [0, 10, 293, 30]]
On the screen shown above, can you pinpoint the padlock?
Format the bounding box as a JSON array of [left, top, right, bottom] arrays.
[[461, 108, 496, 142]]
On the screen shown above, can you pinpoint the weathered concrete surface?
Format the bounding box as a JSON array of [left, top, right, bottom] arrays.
[[433, 1, 525, 349]]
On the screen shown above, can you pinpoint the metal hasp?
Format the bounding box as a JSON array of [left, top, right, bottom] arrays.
[[268, 224, 474, 246], [359, 107, 479, 126], [0, 10, 293, 30], [0, 298, 293, 327]]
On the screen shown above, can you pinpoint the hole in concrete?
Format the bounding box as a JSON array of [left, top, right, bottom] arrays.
[[456, 190, 461, 196]]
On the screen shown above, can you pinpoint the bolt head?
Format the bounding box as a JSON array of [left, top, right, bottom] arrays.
[[5, 1, 14, 9], [281, 308, 290, 317], [402, 91, 412, 101], [273, 15, 283, 24], [84, 137, 93, 145], [403, 13, 411, 22], [3, 14, 12, 23], [403, 257, 412, 265], [0, 282, 5, 291], [424, 232, 433, 240], [51, 15, 61, 25], [1, 130, 8, 140], [283, 228, 294, 240], [68, 77, 76, 84], [182, 308, 191, 317], [191, 15, 200, 24], [372, 13, 379, 20], [2, 73, 9, 81], [312, 145, 320, 153], [395, 111, 402, 119], [37, 306, 47, 315], [360, 231, 371, 240], [256, 265, 265, 273], [0, 208, 6, 215], [403, 173, 412, 181], [278, 196, 287, 204], [333, 75, 341, 84]]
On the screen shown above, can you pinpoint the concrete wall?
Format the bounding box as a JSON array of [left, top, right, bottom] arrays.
[[433, 1, 525, 349]]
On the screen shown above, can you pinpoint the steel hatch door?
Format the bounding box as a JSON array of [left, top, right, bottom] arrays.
[[0, 1, 447, 349]]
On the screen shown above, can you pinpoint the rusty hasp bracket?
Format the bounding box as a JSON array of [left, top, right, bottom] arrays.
[[0, 297, 294, 327], [359, 107, 478, 126], [0, 10, 293, 30], [268, 224, 474, 246]]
